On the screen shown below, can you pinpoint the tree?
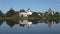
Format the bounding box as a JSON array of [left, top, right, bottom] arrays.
[[54, 12, 60, 17], [55, 12, 59, 14], [20, 9, 25, 12], [0, 10, 4, 17], [45, 11, 48, 14], [32, 12, 38, 15], [14, 11, 19, 17], [6, 8, 15, 17]]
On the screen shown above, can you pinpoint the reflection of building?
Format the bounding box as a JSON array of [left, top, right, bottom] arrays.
[[19, 19, 28, 24], [47, 21, 54, 28], [19, 19, 32, 28], [48, 22, 52, 28], [27, 22, 32, 28]]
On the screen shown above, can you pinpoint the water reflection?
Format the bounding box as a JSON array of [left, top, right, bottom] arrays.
[[0, 19, 4, 26], [0, 19, 60, 34], [19, 19, 32, 28], [0, 19, 60, 28], [6, 20, 19, 28]]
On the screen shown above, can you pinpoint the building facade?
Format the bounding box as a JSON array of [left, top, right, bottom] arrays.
[[19, 8, 32, 17]]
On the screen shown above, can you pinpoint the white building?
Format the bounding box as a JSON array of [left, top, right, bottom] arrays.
[[48, 8, 54, 15], [19, 8, 32, 17], [19, 12, 28, 17], [27, 8, 32, 15]]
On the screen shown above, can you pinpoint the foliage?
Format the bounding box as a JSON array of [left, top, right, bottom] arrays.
[[6, 8, 15, 17], [20, 9, 25, 12], [0, 10, 4, 17]]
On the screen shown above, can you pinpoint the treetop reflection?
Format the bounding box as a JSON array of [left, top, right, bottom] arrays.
[[0, 19, 60, 28]]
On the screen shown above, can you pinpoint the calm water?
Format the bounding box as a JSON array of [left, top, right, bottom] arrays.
[[0, 19, 60, 34]]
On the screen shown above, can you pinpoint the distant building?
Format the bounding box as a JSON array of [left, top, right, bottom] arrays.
[[37, 12, 45, 16], [19, 8, 32, 17], [27, 8, 32, 15], [41, 13, 45, 15], [19, 12, 28, 17], [47, 21, 54, 28], [47, 8, 54, 15], [38, 12, 41, 15]]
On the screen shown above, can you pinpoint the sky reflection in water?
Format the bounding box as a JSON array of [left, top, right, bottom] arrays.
[[0, 19, 60, 34]]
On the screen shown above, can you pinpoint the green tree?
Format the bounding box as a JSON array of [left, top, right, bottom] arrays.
[[0, 10, 4, 17], [55, 12, 59, 14], [6, 8, 15, 17], [20, 9, 25, 12]]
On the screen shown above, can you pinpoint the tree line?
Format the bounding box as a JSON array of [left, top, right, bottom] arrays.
[[0, 8, 60, 20]]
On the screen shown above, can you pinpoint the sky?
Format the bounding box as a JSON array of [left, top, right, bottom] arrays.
[[0, 0, 60, 13]]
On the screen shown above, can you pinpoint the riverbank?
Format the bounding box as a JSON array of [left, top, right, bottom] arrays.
[[0, 17, 60, 21]]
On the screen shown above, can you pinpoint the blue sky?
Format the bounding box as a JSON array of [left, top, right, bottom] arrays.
[[0, 0, 60, 13]]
